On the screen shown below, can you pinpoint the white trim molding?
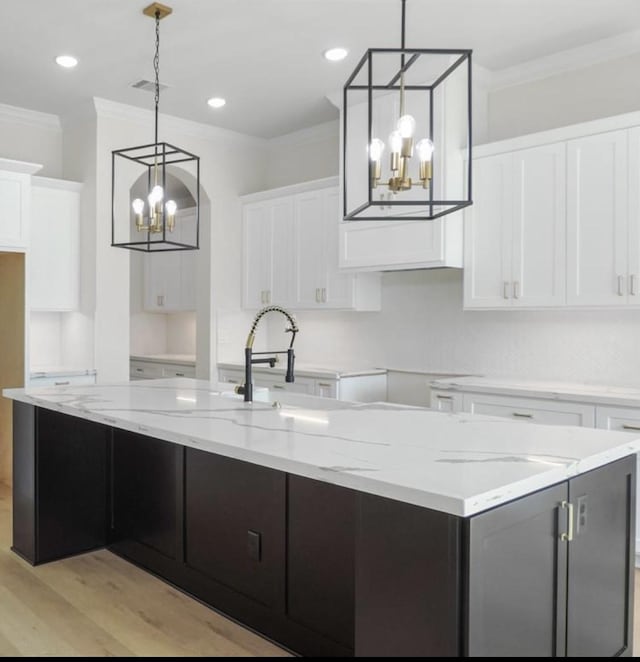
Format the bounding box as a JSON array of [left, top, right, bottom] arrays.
[[240, 176, 338, 203], [93, 97, 265, 147], [267, 119, 339, 149], [0, 102, 60, 131], [0, 157, 43, 175]]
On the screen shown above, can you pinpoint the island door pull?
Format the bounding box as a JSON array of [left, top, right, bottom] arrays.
[[560, 500, 574, 542], [617, 275, 624, 296], [622, 424, 640, 431], [503, 281, 510, 299], [512, 412, 533, 419]]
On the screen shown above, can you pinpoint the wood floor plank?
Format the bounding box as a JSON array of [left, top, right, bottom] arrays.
[[0, 481, 287, 657]]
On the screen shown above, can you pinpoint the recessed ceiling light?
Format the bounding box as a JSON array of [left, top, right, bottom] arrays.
[[55, 54, 78, 69], [207, 97, 226, 109], [323, 47, 349, 62]]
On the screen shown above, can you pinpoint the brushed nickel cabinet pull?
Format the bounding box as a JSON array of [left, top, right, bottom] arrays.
[[622, 424, 640, 431], [512, 412, 533, 419], [631, 274, 637, 296], [318, 382, 332, 388], [54, 381, 70, 386], [227, 378, 239, 384], [175, 372, 185, 377], [560, 500, 574, 542], [322, 288, 327, 303], [157, 295, 164, 306], [513, 281, 520, 299], [503, 282, 510, 299], [272, 384, 285, 390], [436, 394, 453, 400], [267, 290, 272, 304], [618, 275, 624, 296]]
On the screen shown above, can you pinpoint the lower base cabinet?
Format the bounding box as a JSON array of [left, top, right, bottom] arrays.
[[12, 404, 636, 657]]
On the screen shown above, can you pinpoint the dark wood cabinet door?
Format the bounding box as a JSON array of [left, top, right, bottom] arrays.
[[566, 455, 636, 657], [184, 448, 286, 609], [356, 493, 461, 657], [287, 476, 355, 649], [112, 430, 182, 560], [466, 482, 568, 657]]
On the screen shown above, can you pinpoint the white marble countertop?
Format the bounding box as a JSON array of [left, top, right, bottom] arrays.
[[217, 361, 387, 379], [4, 378, 640, 517], [431, 376, 640, 408], [131, 354, 196, 366]]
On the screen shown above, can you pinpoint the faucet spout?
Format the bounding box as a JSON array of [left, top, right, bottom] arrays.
[[237, 306, 299, 402]]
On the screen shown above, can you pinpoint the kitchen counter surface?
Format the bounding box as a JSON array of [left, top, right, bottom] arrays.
[[5, 378, 640, 517], [431, 375, 640, 408], [131, 354, 196, 366], [217, 361, 387, 379]]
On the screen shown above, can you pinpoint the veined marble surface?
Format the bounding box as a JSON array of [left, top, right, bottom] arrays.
[[217, 361, 387, 379], [4, 378, 640, 517], [431, 376, 640, 407]]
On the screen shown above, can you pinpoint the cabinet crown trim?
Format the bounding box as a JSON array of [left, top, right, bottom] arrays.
[[241, 176, 339, 203]]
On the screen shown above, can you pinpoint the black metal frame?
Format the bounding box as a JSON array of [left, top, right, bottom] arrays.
[[342, 47, 473, 221], [111, 141, 200, 252]]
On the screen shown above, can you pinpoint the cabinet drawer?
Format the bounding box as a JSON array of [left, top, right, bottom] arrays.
[[431, 390, 463, 413], [463, 393, 595, 427], [29, 373, 96, 388], [596, 405, 640, 433], [161, 364, 195, 378], [129, 361, 163, 380], [254, 375, 316, 395], [218, 369, 244, 386]]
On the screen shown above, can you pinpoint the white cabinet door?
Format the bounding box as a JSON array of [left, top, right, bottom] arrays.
[[144, 250, 180, 311], [626, 127, 640, 306], [30, 180, 81, 311], [243, 201, 271, 309], [567, 130, 628, 306], [177, 211, 197, 311], [511, 143, 566, 307], [270, 197, 294, 306], [294, 190, 325, 308], [463, 153, 513, 308], [323, 188, 355, 308], [0, 170, 29, 248]]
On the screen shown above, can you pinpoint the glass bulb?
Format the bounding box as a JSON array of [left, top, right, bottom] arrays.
[[132, 198, 144, 214], [397, 114, 416, 139], [369, 138, 385, 162], [165, 200, 177, 215], [416, 138, 435, 161], [389, 130, 402, 154], [150, 185, 164, 203]]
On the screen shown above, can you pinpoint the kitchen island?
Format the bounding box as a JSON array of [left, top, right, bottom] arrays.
[[4, 378, 639, 657]]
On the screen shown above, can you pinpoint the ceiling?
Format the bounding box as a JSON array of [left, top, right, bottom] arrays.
[[2, 0, 639, 138]]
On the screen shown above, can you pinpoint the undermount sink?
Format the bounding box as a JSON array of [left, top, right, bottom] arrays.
[[215, 384, 356, 411]]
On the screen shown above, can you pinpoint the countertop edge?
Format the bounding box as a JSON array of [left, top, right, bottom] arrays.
[[217, 362, 387, 379]]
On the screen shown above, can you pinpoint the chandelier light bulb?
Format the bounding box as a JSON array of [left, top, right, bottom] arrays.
[[389, 130, 403, 154], [416, 138, 435, 161], [369, 138, 385, 162], [165, 200, 177, 215], [397, 114, 416, 139], [132, 198, 144, 214], [150, 185, 164, 203]]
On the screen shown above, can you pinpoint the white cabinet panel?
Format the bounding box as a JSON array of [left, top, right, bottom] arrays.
[[294, 190, 325, 308], [567, 130, 628, 306], [627, 127, 640, 306], [243, 202, 272, 309], [144, 209, 198, 312], [464, 144, 566, 309], [29, 178, 81, 311], [130, 359, 195, 380], [462, 392, 595, 427], [0, 171, 29, 248]]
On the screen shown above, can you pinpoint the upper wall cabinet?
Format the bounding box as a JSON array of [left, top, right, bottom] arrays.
[[464, 144, 566, 309], [465, 111, 640, 310], [0, 158, 42, 250], [144, 209, 198, 313], [29, 176, 82, 312], [242, 178, 380, 311]]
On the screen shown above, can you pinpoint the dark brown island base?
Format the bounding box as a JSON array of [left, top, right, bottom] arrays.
[[11, 402, 636, 657]]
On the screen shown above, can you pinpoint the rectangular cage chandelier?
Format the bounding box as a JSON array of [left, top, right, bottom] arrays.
[[342, 0, 472, 221], [111, 2, 200, 252]]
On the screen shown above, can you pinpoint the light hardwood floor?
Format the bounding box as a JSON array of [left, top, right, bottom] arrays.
[[0, 483, 287, 657], [0, 478, 638, 657]]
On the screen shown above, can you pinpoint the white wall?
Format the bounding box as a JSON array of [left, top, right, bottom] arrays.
[[0, 103, 62, 177], [263, 52, 640, 392]]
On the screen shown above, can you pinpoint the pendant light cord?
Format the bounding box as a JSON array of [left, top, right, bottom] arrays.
[[399, 0, 407, 117], [153, 9, 160, 183]]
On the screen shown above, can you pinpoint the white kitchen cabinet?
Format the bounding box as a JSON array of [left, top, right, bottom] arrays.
[[29, 372, 96, 388], [29, 177, 82, 311], [217, 366, 386, 402], [430, 389, 464, 413], [567, 130, 628, 306], [130, 358, 195, 380], [462, 392, 595, 427], [464, 143, 566, 309], [242, 178, 380, 311], [144, 208, 198, 312], [0, 165, 35, 249]]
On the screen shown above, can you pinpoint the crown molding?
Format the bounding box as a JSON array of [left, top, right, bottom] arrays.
[[0, 157, 43, 175], [490, 29, 640, 91], [93, 97, 266, 147], [0, 102, 60, 131], [268, 118, 339, 149]]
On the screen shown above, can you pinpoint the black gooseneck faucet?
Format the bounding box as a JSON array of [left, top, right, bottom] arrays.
[[235, 306, 298, 403]]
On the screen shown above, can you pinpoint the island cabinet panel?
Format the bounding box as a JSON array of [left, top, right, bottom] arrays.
[[184, 448, 286, 610], [566, 456, 635, 657], [12, 403, 108, 565], [287, 476, 356, 649], [466, 455, 635, 658], [465, 482, 568, 657], [112, 430, 182, 561], [355, 493, 462, 657]]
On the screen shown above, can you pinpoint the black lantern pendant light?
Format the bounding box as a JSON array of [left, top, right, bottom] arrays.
[[342, 0, 472, 221], [111, 2, 200, 252]]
